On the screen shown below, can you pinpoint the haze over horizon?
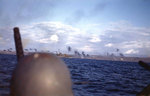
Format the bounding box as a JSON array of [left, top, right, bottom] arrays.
[[0, 0, 150, 57]]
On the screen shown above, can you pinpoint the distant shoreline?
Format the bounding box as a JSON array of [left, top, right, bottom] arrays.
[[0, 51, 150, 63]]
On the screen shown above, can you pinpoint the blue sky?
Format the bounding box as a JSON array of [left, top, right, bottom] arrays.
[[0, 0, 150, 57]]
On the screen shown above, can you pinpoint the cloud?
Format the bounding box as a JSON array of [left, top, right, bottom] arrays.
[[0, 27, 15, 49], [50, 35, 59, 42], [36, 38, 51, 44], [17, 21, 104, 54], [125, 49, 139, 54], [105, 43, 113, 47], [79, 45, 93, 52], [36, 34, 59, 44], [89, 35, 101, 43], [0, 20, 150, 57], [98, 20, 150, 56], [16, 22, 91, 52], [119, 41, 143, 49]]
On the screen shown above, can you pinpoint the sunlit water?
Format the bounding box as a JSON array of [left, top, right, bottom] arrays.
[[0, 54, 150, 96]]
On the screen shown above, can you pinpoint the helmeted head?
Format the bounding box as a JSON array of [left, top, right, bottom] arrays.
[[10, 53, 73, 96]]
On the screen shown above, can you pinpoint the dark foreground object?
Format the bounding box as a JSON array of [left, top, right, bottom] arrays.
[[10, 53, 73, 96], [137, 84, 150, 96], [13, 27, 24, 62], [137, 61, 150, 96], [138, 61, 150, 71]]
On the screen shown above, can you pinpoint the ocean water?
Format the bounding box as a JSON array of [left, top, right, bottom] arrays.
[[0, 54, 150, 96]]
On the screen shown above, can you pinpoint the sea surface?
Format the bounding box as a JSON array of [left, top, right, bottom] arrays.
[[0, 54, 150, 96]]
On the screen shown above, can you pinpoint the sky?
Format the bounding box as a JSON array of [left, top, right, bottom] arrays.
[[0, 0, 150, 57]]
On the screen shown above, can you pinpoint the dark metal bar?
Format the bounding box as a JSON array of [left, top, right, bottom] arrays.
[[14, 27, 24, 62]]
